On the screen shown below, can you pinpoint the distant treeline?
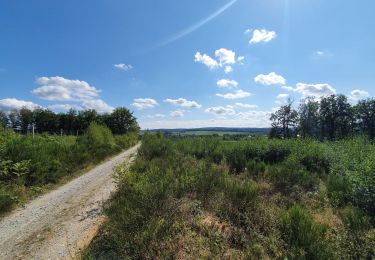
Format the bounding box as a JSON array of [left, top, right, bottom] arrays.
[[0, 107, 139, 135], [270, 95, 375, 140]]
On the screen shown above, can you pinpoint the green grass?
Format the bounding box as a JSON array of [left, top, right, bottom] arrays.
[[0, 123, 138, 214], [84, 134, 375, 259]]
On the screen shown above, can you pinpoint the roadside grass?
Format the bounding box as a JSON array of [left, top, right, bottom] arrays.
[[0, 123, 138, 215]]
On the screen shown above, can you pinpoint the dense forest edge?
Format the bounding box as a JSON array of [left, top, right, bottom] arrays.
[[84, 94, 375, 259], [0, 107, 140, 214]]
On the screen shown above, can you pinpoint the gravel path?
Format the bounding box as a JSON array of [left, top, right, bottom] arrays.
[[0, 143, 140, 260]]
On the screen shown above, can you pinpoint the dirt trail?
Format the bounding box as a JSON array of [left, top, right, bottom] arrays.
[[0, 143, 140, 260]]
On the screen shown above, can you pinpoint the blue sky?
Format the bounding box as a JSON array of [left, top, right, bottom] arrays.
[[0, 0, 374, 129]]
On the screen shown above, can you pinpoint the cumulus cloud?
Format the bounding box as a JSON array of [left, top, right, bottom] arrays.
[[32, 76, 100, 102], [348, 89, 369, 101], [170, 110, 184, 118], [249, 29, 277, 44], [294, 83, 336, 98], [48, 104, 82, 111], [216, 89, 251, 99], [205, 106, 236, 115], [81, 99, 114, 113], [194, 52, 219, 70], [254, 72, 286, 86], [0, 98, 40, 111], [276, 94, 290, 104], [235, 103, 258, 109], [195, 48, 241, 73], [145, 114, 166, 119], [132, 98, 158, 110], [164, 98, 202, 109], [215, 48, 236, 65], [217, 79, 238, 88], [281, 86, 295, 91], [224, 66, 233, 74], [114, 63, 133, 71]]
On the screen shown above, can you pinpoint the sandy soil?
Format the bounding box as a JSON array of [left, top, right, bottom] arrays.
[[0, 143, 140, 260]]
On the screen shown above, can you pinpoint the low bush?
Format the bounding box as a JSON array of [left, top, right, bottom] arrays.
[[326, 174, 350, 207], [0, 191, 14, 213], [269, 158, 319, 193], [282, 206, 332, 259]]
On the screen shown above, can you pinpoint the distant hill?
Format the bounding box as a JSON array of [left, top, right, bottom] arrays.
[[142, 127, 270, 136]]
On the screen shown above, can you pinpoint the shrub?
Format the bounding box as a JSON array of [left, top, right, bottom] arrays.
[[326, 174, 350, 207], [246, 160, 266, 177], [138, 132, 173, 160], [0, 187, 15, 213], [78, 122, 116, 155], [225, 148, 247, 174], [269, 158, 319, 193], [281, 206, 332, 259], [341, 206, 371, 232], [223, 178, 258, 208]]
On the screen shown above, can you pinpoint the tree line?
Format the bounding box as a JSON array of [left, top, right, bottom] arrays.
[[270, 94, 375, 140], [0, 107, 139, 135]]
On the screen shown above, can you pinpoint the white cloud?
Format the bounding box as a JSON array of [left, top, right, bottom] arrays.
[[276, 94, 290, 105], [224, 66, 233, 74], [0, 98, 40, 111], [170, 110, 184, 118], [215, 48, 236, 65], [194, 52, 219, 70], [235, 103, 258, 109], [164, 98, 202, 109], [114, 63, 133, 71], [281, 86, 295, 91], [294, 83, 336, 98], [277, 94, 290, 99], [81, 99, 114, 113], [237, 56, 245, 63], [32, 76, 100, 102], [217, 79, 238, 88], [145, 114, 166, 119], [205, 106, 236, 115], [254, 72, 286, 86], [316, 51, 325, 56], [195, 48, 240, 73], [249, 29, 277, 44], [132, 98, 158, 110], [48, 104, 82, 111], [244, 28, 252, 35], [348, 89, 369, 101], [216, 89, 251, 99], [31, 76, 114, 113]]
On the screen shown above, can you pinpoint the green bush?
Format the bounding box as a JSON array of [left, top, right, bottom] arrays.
[[0, 192, 14, 213], [246, 159, 266, 177], [341, 206, 371, 232], [326, 174, 350, 207], [269, 158, 319, 193], [282, 206, 332, 259]]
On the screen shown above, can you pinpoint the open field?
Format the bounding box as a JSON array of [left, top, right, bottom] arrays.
[[85, 134, 375, 259]]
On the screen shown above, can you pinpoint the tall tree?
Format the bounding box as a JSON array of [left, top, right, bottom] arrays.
[[19, 108, 33, 134], [0, 111, 8, 128], [270, 100, 299, 139], [77, 110, 99, 132], [107, 107, 139, 135], [355, 99, 375, 139], [33, 108, 59, 133], [298, 97, 320, 139], [8, 110, 20, 131]]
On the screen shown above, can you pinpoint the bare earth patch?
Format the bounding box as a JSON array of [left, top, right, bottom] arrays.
[[0, 144, 140, 260]]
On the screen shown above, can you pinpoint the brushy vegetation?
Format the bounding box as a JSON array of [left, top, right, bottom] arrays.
[[85, 133, 375, 259], [0, 123, 138, 214]]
